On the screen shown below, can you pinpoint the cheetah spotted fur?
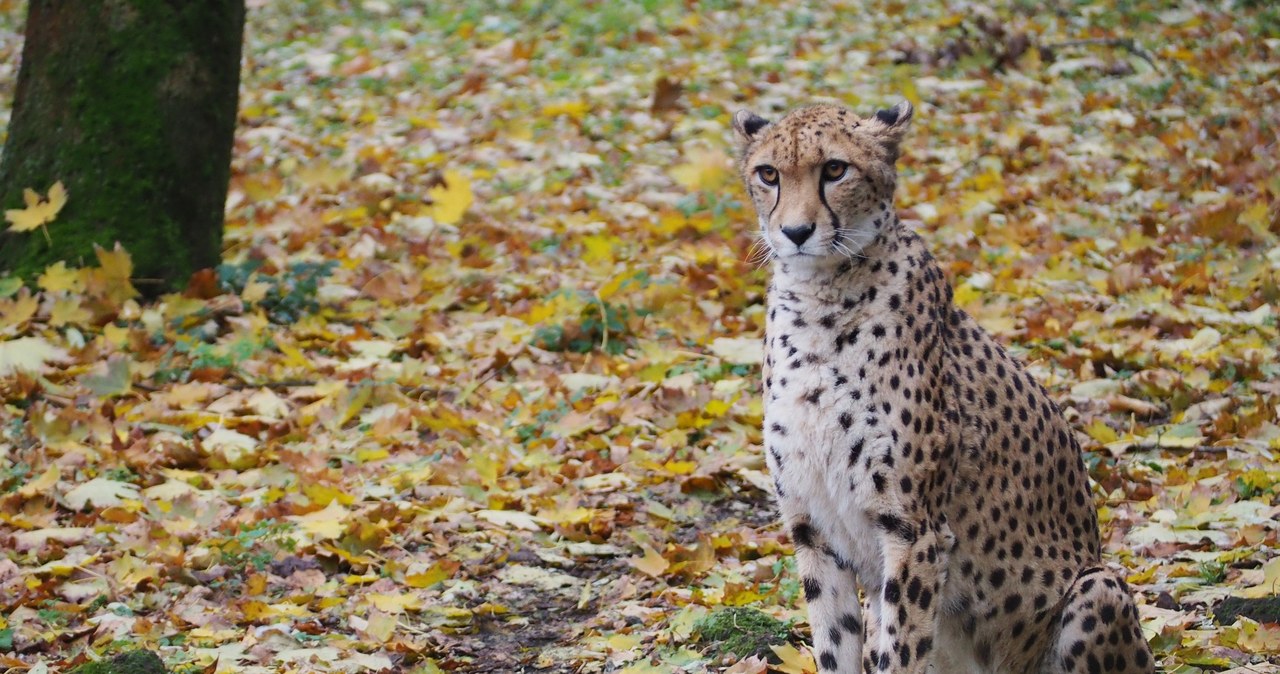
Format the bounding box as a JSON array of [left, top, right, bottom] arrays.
[[731, 101, 1155, 674]]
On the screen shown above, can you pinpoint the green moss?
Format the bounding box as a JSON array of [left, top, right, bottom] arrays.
[[0, 0, 242, 291], [71, 651, 168, 674], [1215, 596, 1280, 625], [694, 607, 793, 660]]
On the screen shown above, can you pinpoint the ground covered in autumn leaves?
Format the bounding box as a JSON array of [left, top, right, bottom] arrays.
[[1, 1, 1279, 672]]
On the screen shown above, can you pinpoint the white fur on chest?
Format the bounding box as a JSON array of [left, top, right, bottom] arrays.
[[763, 296, 891, 587]]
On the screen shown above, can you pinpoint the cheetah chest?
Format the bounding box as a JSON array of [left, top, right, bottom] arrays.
[[763, 308, 895, 582]]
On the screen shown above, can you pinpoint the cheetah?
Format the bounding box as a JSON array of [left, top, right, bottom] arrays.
[[731, 101, 1154, 674]]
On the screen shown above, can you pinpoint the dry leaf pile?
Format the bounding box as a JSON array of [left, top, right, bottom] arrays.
[[1, 1, 1279, 672]]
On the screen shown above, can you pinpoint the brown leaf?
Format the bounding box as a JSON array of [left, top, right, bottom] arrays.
[[651, 76, 684, 114]]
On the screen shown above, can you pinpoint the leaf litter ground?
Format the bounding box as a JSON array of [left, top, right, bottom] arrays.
[[1, 1, 1279, 672]]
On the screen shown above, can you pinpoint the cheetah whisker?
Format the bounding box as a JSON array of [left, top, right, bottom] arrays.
[[745, 241, 774, 268]]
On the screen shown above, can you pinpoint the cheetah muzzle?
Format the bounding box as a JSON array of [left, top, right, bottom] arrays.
[[732, 102, 1155, 674]]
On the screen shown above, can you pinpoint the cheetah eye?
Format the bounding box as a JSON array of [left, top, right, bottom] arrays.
[[822, 160, 848, 181], [756, 165, 779, 186]]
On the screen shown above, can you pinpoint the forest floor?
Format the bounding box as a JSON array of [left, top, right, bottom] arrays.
[[1, 1, 1280, 672]]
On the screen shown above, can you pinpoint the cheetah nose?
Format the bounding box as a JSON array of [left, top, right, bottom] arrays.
[[781, 223, 816, 246]]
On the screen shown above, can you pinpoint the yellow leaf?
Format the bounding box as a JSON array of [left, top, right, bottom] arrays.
[[770, 643, 816, 674], [1083, 419, 1119, 445], [359, 609, 398, 643], [952, 282, 982, 307], [366, 592, 423, 614], [428, 170, 473, 225], [630, 544, 670, 578], [605, 633, 642, 651], [295, 160, 350, 191], [1241, 200, 1271, 236], [405, 562, 454, 588], [276, 340, 312, 369], [581, 234, 616, 266], [86, 243, 139, 304], [38, 261, 83, 293], [1237, 618, 1280, 652], [598, 271, 641, 301], [94, 243, 133, 281], [355, 447, 389, 463], [302, 483, 354, 507], [670, 148, 731, 192], [662, 460, 697, 475], [541, 506, 595, 524], [1125, 565, 1157, 585], [0, 291, 39, 333], [541, 100, 590, 119], [49, 297, 91, 328], [110, 554, 161, 588], [525, 291, 585, 325], [5, 181, 67, 233], [470, 450, 502, 487], [1240, 557, 1280, 598], [47, 181, 68, 211], [18, 465, 60, 498], [505, 119, 533, 141], [102, 323, 131, 348], [242, 278, 272, 303], [30, 552, 99, 577], [702, 398, 733, 421], [290, 501, 350, 541]]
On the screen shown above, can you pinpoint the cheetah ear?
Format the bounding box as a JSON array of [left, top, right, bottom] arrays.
[[870, 100, 914, 159], [732, 110, 771, 146]]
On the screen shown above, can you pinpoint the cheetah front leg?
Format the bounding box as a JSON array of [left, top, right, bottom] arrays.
[[1041, 568, 1154, 674], [786, 517, 865, 674], [863, 525, 944, 674]]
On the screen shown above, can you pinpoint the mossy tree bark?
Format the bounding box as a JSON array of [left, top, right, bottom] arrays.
[[0, 0, 245, 291]]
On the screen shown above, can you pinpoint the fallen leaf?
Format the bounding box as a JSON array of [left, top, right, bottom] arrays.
[[428, 170, 473, 225], [0, 336, 70, 375], [770, 643, 816, 674], [63, 478, 141, 510], [630, 544, 670, 578], [4, 181, 67, 233]]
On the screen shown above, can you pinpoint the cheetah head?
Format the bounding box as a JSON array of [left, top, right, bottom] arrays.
[[732, 101, 912, 265]]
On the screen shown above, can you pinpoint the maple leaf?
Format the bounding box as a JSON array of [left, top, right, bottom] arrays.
[[428, 170, 473, 225], [37, 261, 84, 294], [4, 181, 67, 242], [770, 644, 817, 674], [83, 242, 140, 304]]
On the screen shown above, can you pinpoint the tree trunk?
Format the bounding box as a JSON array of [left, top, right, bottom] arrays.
[[0, 0, 244, 291]]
